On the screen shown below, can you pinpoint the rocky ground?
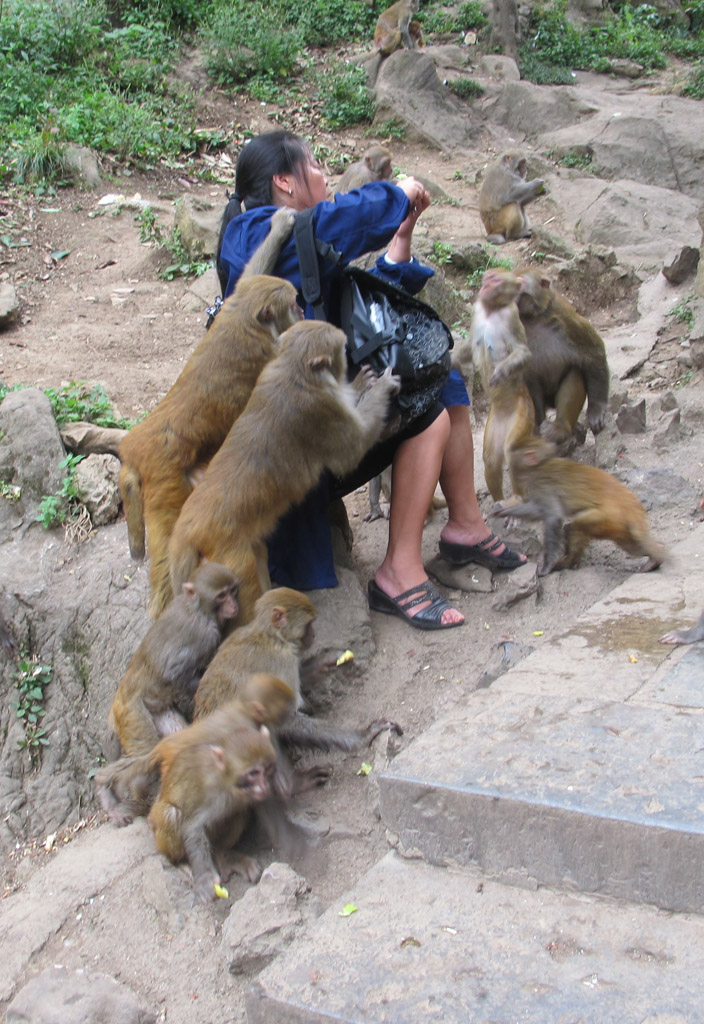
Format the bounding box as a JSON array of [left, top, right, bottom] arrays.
[[0, 40, 703, 1024]]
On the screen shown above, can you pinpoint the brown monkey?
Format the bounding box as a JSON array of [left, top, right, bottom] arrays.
[[470, 270, 536, 501], [106, 562, 239, 759], [375, 0, 424, 55], [660, 608, 704, 646], [479, 151, 545, 245], [168, 321, 400, 623], [195, 587, 402, 771], [120, 208, 301, 617], [516, 268, 610, 444], [149, 718, 277, 903], [494, 438, 666, 576], [94, 672, 296, 829], [336, 146, 394, 194]]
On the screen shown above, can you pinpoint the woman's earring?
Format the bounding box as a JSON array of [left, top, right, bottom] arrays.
[[288, 188, 293, 196]]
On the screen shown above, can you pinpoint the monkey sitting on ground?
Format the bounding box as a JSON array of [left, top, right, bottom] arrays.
[[516, 268, 610, 445], [660, 608, 704, 646], [493, 438, 666, 576], [149, 715, 278, 903], [104, 562, 239, 763], [119, 207, 301, 617], [335, 146, 394, 194], [469, 269, 536, 502], [168, 321, 400, 624], [479, 151, 545, 245], [374, 0, 424, 55], [195, 587, 402, 793]]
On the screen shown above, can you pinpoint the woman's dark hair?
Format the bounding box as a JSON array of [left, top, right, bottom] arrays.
[[215, 131, 310, 294]]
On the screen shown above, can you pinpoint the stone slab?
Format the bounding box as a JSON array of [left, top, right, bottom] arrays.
[[246, 853, 704, 1024]]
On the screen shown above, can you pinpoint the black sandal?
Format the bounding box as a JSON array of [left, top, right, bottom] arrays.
[[368, 579, 464, 631], [439, 533, 526, 571]]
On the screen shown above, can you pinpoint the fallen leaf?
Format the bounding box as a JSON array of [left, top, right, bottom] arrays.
[[339, 903, 357, 917]]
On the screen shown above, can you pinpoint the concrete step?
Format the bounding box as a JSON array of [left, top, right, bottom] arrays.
[[379, 527, 704, 913], [246, 852, 704, 1024]]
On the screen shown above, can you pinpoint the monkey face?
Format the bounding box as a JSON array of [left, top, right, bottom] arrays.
[[239, 761, 274, 802]]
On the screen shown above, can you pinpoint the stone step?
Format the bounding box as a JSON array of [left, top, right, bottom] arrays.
[[246, 852, 704, 1024], [378, 525, 704, 913]]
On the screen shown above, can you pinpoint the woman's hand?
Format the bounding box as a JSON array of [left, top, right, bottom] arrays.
[[388, 177, 431, 262]]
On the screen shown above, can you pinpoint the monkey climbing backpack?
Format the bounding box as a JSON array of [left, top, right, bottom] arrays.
[[294, 208, 453, 431]]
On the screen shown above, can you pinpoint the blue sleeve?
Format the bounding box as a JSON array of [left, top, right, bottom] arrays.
[[372, 254, 434, 296]]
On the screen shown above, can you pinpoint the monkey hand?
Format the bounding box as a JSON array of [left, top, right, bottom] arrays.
[[194, 870, 220, 904], [352, 365, 377, 395], [534, 179, 546, 196], [364, 504, 389, 523], [364, 718, 404, 744], [377, 366, 402, 396]]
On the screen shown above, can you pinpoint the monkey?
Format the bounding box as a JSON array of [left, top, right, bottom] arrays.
[[660, 608, 704, 646], [374, 0, 424, 56], [479, 151, 545, 245], [94, 671, 298, 829], [469, 270, 536, 502], [119, 207, 301, 617], [515, 268, 610, 445], [104, 562, 239, 762], [168, 321, 401, 624], [194, 587, 402, 786], [335, 146, 394, 194], [493, 437, 666, 576], [149, 717, 278, 903]]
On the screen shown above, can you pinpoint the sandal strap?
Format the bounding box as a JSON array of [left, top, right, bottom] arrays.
[[394, 579, 442, 610], [476, 532, 502, 553]]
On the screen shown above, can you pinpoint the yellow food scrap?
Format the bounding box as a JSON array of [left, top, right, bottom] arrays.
[[336, 649, 354, 666], [533, 630, 544, 637], [339, 903, 358, 917], [357, 762, 372, 776], [628, 653, 638, 663], [213, 883, 229, 899]]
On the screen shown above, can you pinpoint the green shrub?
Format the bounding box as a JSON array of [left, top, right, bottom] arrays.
[[295, 0, 378, 45], [447, 78, 484, 100], [682, 59, 704, 96], [43, 381, 129, 428], [36, 453, 85, 529], [318, 64, 375, 129], [13, 128, 70, 185], [204, 3, 301, 86], [421, 1, 488, 33], [12, 653, 52, 765]]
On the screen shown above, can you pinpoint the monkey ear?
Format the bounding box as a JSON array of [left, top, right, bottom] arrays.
[[539, 277, 551, 290], [209, 745, 226, 771], [182, 582, 197, 601], [309, 354, 333, 374], [249, 700, 266, 726], [271, 606, 288, 630], [525, 450, 539, 467], [257, 304, 274, 324]]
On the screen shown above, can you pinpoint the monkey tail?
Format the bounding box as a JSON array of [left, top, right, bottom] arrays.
[[167, 537, 200, 602], [119, 463, 146, 561]]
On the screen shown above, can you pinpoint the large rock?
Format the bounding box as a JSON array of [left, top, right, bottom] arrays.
[[0, 282, 19, 329], [173, 195, 220, 258], [6, 966, 154, 1024], [0, 389, 66, 529], [483, 80, 599, 136]]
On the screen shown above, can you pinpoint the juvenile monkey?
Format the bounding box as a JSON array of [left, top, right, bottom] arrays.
[[119, 208, 300, 617], [516, 268, 610, 444], [660, 608, 704, 646], [94, 672, 295, 829], [494, 437, 666, 576], [479, 151, 545, 245], [469, 269, 536, 502], [149, 717, 277, 903], [375, 0, 424, 55], [336, 146, 394, 194], [195, 587, 402, 785], [104, 562, 239, 761], [168, 321, 400, 623]]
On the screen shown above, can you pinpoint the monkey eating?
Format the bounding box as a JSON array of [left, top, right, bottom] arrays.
[[104, 562, 239, 762], [168, 321, 400, 624], [148, 714, 278, 903], [336, 146, 394, 194], [493, 437, 666, 576], [374, 0, 424, 55], [119, 207, 301, 617], [479, 150, 545, 245], [516, 268, 610, 445], [660, 607, 704, 646], [469, 269, 536, 502]]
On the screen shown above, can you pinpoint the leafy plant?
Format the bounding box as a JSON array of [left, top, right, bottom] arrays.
[[13, 125, 70, 185], [36, 453, 85, 529], [553, 149, 594, 172], [447, 78, 484, 101], [136, 207, 211, 279], [682, 60, 704, 98], [203, 2, 301, 87], [667, 296, 695, 328], [317, 64, 375, 129], [12, 652, 52, 765], [1, 480, 22, 501], [466, 249, 514, 288], [421, 1, 488, 33], [367, 119, 406, 140], [430, 241, 455, 265], [43, 381, 128, 428]]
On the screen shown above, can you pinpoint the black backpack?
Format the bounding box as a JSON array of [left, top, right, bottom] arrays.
[[294, 207, 453, 430]]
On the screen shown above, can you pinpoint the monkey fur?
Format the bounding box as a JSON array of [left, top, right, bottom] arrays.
[[374, 0, 424, 55], [494, 437, 666, 576], [470, 270, 536, 501], [336, 146, 394, 194], [119, 208, 300, 617], [479, 150, 545, 244], [516, 268, 610, 444], [168, 321, 400, 624]]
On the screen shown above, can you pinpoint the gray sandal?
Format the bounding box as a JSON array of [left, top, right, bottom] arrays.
[[368, 579, 464, 631]]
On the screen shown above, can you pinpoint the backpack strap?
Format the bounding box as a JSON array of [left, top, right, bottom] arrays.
[[293, 208, 341, 321]]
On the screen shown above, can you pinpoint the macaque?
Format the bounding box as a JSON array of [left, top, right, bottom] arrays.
[[479, 151, 545, 245], [494, 438, 666, 576], [168, 321, 400, 623], [119, 208, 300, 617], [470, 270, 536, 501], [195, 587, 402, 786], [106, 562, 239, 758], [94, 672, 296, 829], [660, 608, 704, 646], [149, 719, 277, 903], [516, 268, 610, 444], [375, 0, 424, 55], [336, 146, 394, 194]]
